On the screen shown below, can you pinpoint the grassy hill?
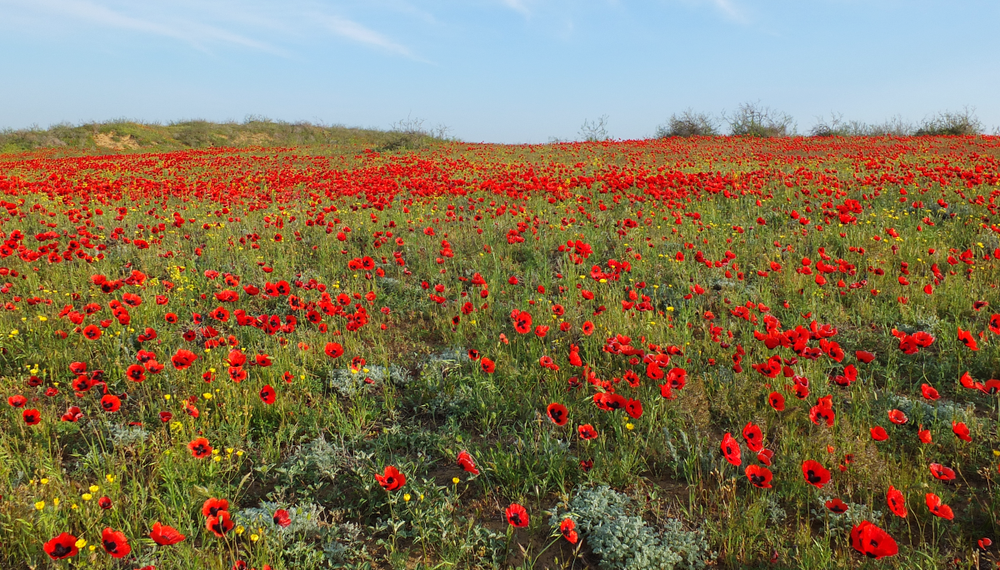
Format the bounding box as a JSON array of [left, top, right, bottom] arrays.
[[0, 118, 448, 155]]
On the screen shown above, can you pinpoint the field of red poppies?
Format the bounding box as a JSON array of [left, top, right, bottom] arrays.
[[2, 135, 1000, 569]]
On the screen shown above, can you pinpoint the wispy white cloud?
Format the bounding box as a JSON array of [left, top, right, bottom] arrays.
[[500, 0, 532, 17], [316, 14, 416, 58], [707, 0, 747, 22]]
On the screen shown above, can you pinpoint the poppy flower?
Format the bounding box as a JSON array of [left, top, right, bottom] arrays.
[[887, 409, 907, 425], [560, 518, 579, 544], [920, 383, 939, 401], [101, 395, 121, 412], [870, 426, 888, 441], [468, 349, 480, 361], [126, 364, 146, 382], [98, 496, 112, 509], [82, 324, 102, 340], [809, 403, 835, 427], [929, 463, 956, 481], [742, 422, 764, 452], [624, 398, 643, 419], [581, 321, 595, 336], [850, 520, 898, 559], [886, 486, 907, 517], [979, 538, 993, 551], [206, 511, 234, 537], [547, 403, 569, 426], [578, 424, 598, 440], [505, 503, 529, 527], [767, 392, 785, 411], [825, 498, 849, 514], [259, 384, 276, 405], [802, 460, 831, 488], [957, 327, 979, 351], [480, 357, 495, 374], [511, 309, 532, 334], [202, 498, 229, 517], [925, 493, 954, 520], [745, 465, 773, 488], [61, 406, 84, 422], [952, 421, 971, 442], [273, 509, 291, 527], [43, 532, 79, 560], [375, 465, 406, 491], [188, 437, 213, 458], [855, 351, 875, 364], [721, 433, 741, 466], [918, 425, 932, 444], [457, 450, 480, 475], [8, 394, 27, 408], [150, 522, 186, 545], [171, 349, 197, 370], [756, 449, 774, 466], [101, 527, 131, 558]]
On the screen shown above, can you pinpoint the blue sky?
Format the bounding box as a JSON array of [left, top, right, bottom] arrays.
[[1, 0, 997, 143]]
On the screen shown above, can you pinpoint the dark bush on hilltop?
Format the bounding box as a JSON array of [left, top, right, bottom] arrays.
[[656, 110, 719, 138], [915, 108, 983, 136], [726, 101, 795, 137]]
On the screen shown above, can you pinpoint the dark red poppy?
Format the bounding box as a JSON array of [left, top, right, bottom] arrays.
[[929, 463, 956, 481], [925, 493, 954, 520], [101, 527, 131, 558], [206, 511, 234, 537], [457, 450, 480, 475], [802, 460, 831, 488], [202, 498, 229, 517], [886, 486, 907, 517], [101, 395, 121, 412], [742, 422, 763, 452], [825, 498, 849, 513], [768, 392, 785, 411], [809, 402, 835, 427], [61, 406, 84, 422], [171, 349, 197, 370], [511, 309, 532, 334], [505, 503, 529, 527], [745, 465, 773, 488], [273, 509, 291, 527], [468, 349, 480, 361], [43, 532, 79, 560], [721, 433, 741, 466], [259, 384, 276, 405], [480, 357, 495, 374], [98, 496, 112, 510], [850, 520, 897, 559], [159, 411, 173, 423], [546, 403, 569, 426], [188, 437, 213, 458], [150, 522, 186, 545], [375, 465, 406, 491], [578, 424, 598, 440], [870, 426, 888, 441], [23, 408, 41, 425]]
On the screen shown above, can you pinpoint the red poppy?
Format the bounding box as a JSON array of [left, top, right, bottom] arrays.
[[756, 449, 774, 466], [188, 437, 213, 458], [101, 395, 121, 412], [560, 518, 579, 544], [742, 422, 764, 452], [8, 394, 27, 408], [767, 392, 785, 411], [98, 496, 112, 509], [259, 384, 276, 405], [375, 465, 406, 491], [101, 527, 131, 558], [171, 349, 198, 370], [43, 532, 79, 560], [457, 450, 480, 475], [273, 509, 291, 527], [952, 421, 971, 442], [745, 465, 773, 488], [61, 406, 84, 422], [979, 538, 993, 551], [870, 426, 888, 441], [581, 320, 595, 336], [721, 433, 741, 466], [206, 511, 234, 537], [990, 314, 1000, 335], [825, 498, 849, 514], [855, 350, 875, 364], [547, 403, 569, 426], [919, 383, 939, 400], [83, 324, 102, 340], [887, 409, 907, 425], [886, 486, 907, 518], [126, 364, 146, 382], [202, 498, 229, 517], [929, 463, 956, 481], [918, 425, 932, 444], [480, 357, 495, 374], [578, 424, 598, 440], [511, 309, 532, 334], [957, 327, 979, 351], [850, 521, 897, 559], [624, 398, 643, 419], [505, 503, 529, 527], [150, 522, 186, 545], [809, 402, 835, 427], [802, 460, 831, 488], [925, 493, 954, 520]]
